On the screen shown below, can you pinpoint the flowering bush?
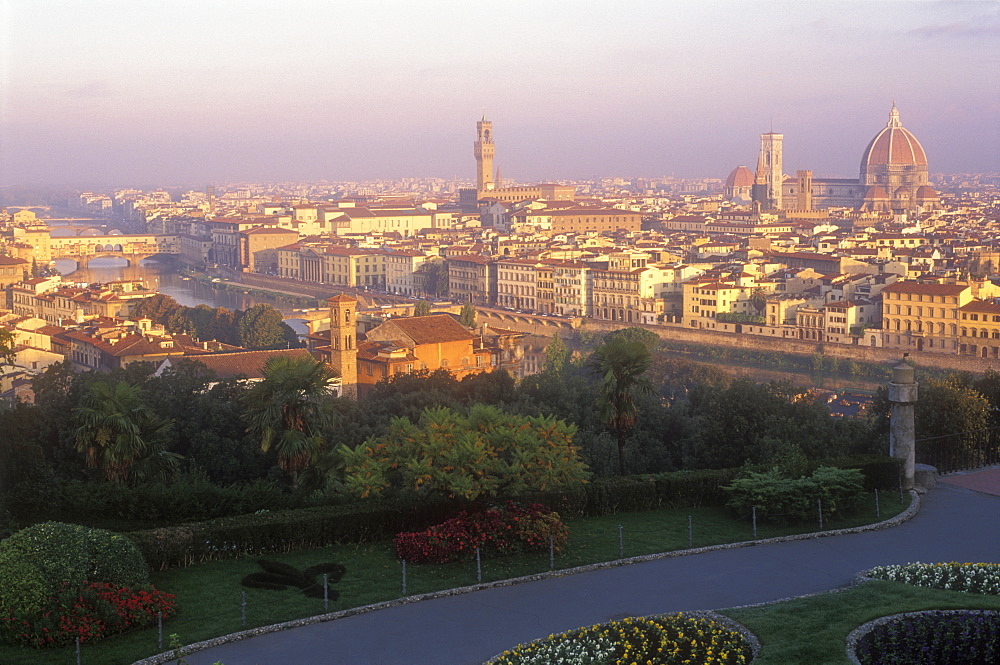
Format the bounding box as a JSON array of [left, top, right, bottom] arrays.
[[394, 502, 568, 564], [486, 613, 753, 664], [0, 581, 176, 648], [854, 610, 1000, 665], [865, 562, 1000, 595]]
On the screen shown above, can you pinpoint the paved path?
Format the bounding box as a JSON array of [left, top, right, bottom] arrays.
[[181, 481, 1000, 665]]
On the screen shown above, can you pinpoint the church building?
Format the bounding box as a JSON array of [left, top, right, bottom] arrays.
[[726, 104, 938, 215]]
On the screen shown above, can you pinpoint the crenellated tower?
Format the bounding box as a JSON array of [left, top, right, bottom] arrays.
[[474, 116, 495, 192]]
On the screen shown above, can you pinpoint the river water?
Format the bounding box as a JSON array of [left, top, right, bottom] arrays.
[[52, 257, 311, 336]]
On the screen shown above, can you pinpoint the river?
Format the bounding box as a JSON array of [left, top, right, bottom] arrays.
[[52, 257, 312, 336]]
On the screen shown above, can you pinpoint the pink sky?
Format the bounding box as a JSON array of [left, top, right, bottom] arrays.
[[2, 0, 998, 187]]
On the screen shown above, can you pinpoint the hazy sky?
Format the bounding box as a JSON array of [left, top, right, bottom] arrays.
[[2, 0, 998, 188]]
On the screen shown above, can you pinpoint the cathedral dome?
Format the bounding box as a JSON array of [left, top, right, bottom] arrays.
[[860, 104, 927, 170], [915, 185, 938, 199], [864, 185, 889, 199], [725, 165, 755, 187]]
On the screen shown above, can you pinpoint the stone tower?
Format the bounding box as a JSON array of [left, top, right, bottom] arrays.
[[474, 116, 495, 192], [327, 294, 358, 399], [754, 131, 783, 210], [795, 170, 813, 211]]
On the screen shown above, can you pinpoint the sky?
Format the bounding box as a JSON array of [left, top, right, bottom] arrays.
[[1, 0, 998, 188]]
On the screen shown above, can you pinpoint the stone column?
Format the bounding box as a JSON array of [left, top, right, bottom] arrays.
[[888, 358, 918, 490]]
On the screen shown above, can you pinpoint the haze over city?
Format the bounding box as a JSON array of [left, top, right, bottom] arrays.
[[2, 0, 999, 187]]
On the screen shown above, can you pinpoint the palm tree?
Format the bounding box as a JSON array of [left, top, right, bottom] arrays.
[[74, 380, 177, 483], [588, 335, 655, 475], [243, 355, 337, 486]]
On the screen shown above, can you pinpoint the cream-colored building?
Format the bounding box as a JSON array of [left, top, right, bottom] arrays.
[[385, 250, 440, 297]]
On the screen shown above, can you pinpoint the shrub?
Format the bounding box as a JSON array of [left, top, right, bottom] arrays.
[[128, 493, 466, 570], [393, 503, 568, 564], [0, 551, 48, 619], [0, 522, 149, 590], [724, 466, 865, 525], [486, 613, 753, 664], [0, 581, 176, 648]]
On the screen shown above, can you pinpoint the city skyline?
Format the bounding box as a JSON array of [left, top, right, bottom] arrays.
[[2, 0, 998, 187]]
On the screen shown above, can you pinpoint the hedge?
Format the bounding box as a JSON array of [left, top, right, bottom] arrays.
[[128, 494, 465, 570], [127, 456, 903, 569]]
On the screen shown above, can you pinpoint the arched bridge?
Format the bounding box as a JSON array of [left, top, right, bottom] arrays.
[[47, 233, 178, 266]]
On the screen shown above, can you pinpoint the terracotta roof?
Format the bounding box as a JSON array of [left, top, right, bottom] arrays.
[[187, 349, 316, 380], [882, 282, 968, 295], [960, 300, 1000, 315], [327, 294, 357, 304], [378, 315, 474, 345]]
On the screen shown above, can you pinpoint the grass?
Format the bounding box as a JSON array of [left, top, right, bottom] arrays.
[[0, 495, 910, 665], [722, 579, 1000, 665]]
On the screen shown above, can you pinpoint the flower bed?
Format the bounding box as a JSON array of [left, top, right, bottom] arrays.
[[485, 613, 754, 665], [0, 582, 176, 648], [849, 610, 1000, 665], [394, 502, 568, 564], [864, 562, 1000, 595]]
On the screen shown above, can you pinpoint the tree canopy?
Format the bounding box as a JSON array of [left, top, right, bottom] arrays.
[[339, 404, 590, 501]]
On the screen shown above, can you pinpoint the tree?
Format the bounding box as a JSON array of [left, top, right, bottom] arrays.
[[237, 303, 292, 349], [242, 355, 337, 486], [413, 300, 432, 316], [73, 380, 178, 484], [588, 335, 655, 475], [340, 404, 589, 501], [542, 333, 570, 376], [460, 302, 477, 327], [0, 327, 15, 364], [749, 287, 768, 316], [419, 261, 448, 297]]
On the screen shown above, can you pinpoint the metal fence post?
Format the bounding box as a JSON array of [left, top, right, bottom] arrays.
[[875, 488, 881, 519], [323, 573, 329, 612], [401, 560, 407, 596], [76, 637, 81, 665], [617, 524, 624, 558], [157, 611, 163, 650], [241, 591, 247, 628], [688, 515, 693, 548], [549, 535, 555, 571], [752, 506, 757, 539], [818, 499, 824, 530], [476, 546, 482, 584]]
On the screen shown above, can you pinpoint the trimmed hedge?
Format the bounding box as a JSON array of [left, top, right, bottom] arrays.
[[128, 494, 465, 570], [127, 456, 902, 569]]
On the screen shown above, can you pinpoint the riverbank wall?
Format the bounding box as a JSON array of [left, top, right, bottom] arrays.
[[477, 311, 1000, 375]]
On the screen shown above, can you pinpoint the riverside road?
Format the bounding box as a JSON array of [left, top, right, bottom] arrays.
[[177, 471, 1000, 665]]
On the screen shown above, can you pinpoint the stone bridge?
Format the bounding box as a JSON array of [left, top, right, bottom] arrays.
[[46, 233, 176, 266]]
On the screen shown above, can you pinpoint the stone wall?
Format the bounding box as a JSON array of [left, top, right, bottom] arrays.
[[480, 312, 1000, 375]]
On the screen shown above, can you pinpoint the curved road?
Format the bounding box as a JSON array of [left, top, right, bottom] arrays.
[[180, 479, 1000, 665]]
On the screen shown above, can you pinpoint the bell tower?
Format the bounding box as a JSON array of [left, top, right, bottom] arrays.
[[327, 294, 357, 399], [474, 116, 495, 192], [754, 131, 784, 210]]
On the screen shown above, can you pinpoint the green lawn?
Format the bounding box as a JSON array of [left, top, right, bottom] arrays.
[[723, 579, 1000, 665], [0, 496, 910, 665]]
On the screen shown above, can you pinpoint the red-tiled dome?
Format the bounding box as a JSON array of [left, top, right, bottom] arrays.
[[915, 185, 938, 199], [864, 186, 889, 199], [861, 104, 927, 168], [725, 165, 755, 187]]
